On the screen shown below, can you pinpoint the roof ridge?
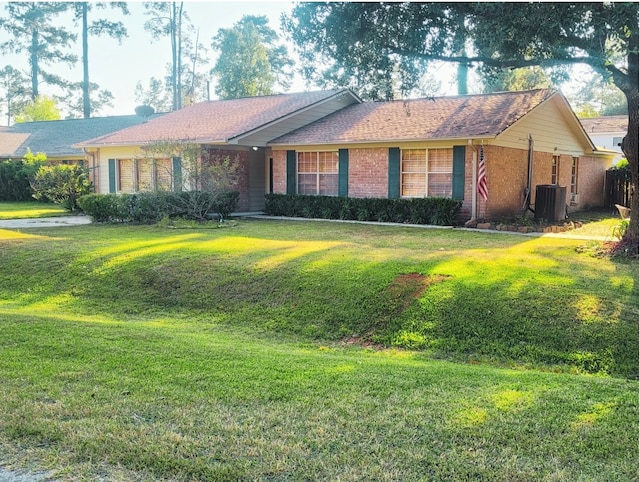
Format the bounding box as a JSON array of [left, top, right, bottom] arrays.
[[374, 88, 555, 105]]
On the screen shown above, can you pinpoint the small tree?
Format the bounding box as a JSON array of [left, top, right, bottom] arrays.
[[30, 164, 93, 211], [139, 140, 242, 220]]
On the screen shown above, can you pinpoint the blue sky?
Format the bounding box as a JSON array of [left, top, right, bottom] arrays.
[[0, 1, 587, 120], [0, 1, 308, 117]]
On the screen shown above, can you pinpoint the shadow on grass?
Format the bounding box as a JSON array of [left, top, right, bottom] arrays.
[[0, 221, 637, 378]]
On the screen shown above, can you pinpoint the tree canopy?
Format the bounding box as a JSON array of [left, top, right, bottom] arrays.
[[14, 95, 61, 123], [211, 15, 293, 99], [285, 1, 639, 251]]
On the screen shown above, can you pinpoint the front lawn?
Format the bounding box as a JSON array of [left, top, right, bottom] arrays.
[[0, 201, 67, 219], [0, 219, 637, 481]]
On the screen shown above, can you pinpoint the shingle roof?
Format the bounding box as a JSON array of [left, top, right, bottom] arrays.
[[76, 90, 349, 147], [269, 89, 557, 145], [579, 115, 628, 134], [2, 115, 164, 158], [0, 131, 30, 157]]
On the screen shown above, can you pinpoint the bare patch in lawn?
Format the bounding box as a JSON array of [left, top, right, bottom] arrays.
[[388, 273, 450, 311]]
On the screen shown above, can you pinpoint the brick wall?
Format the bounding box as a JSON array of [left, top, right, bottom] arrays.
[[483, 145, 530, 219], [272, 150, 287, 194], [347, 148, 388, 198], [271, 145, 607, 220]]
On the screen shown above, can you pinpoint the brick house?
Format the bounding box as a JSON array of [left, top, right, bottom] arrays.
[[75, 88, 614, 221]]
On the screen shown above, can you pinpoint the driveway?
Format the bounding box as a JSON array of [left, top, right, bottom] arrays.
[[0, 216, 91, 229]]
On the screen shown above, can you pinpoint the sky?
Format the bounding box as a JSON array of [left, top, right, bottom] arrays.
[[0, 1, 319, 118], [0, 1, 585, 120]]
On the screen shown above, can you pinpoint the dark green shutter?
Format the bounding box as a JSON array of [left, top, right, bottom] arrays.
[[388, 147, 400, 199], [108, 159, 116, 193], [452, 146, 465, 200], [286, 150, 296, 194], [172, 157, 182, 192], [338, 149, 349, 197]]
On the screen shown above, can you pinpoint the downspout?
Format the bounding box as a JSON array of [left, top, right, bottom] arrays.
[[524, 134, 535, 213]]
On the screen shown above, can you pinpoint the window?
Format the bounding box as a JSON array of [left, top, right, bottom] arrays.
[[118, 159, 134, 193], [297, 151, 339, 195], [401, 148, 453, 197], [551, 155, 559, 184], [137, 158, 173, 191], [571, 157, 579, 195]]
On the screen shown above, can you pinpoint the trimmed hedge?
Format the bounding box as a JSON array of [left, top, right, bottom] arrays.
[[264, 194, 461, 226], [78, 191, 240, 224]]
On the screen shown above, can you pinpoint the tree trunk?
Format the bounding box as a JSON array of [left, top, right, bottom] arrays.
[[618, 33, 639, 253], [171, 2, 178, 111], [30, 30, 38, 99], [82, 3, 90, 118], [620, 87, 638, 251]]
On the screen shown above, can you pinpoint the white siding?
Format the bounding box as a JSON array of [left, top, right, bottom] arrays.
[[497, 97, 590, 156]]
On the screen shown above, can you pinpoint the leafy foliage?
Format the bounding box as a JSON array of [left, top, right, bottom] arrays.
[[139, 141, 242, 219], [264, 193, 461, 226], [0, 155, 43, 201], [0, 2, 77, 99], [30, 164, 93, 211], [77, 190, 240, 223], [211, 15, 293, 99], [14, 95, 61, 123]]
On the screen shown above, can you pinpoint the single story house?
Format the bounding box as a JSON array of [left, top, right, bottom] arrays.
[[75, 88, 614, 221], [579, 115, 628, 165]]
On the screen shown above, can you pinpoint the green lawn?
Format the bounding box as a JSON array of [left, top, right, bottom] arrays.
[[0, 201, 67, 219], [0, 218, 637, 481]]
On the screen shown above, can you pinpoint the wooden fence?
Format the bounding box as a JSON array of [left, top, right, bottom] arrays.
[[605, 169, 633, 208]]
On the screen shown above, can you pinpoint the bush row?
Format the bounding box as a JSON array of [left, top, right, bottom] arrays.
[[264, 194, 461, 226], [78, 191, 240, 224]]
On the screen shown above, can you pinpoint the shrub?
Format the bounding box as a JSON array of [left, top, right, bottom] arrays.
[[78, 194, 127, 223], [78, 190, 240, 224], [0, 159, 43, 201], [264, 194, 461, 226], [31, 164, 93, 211]]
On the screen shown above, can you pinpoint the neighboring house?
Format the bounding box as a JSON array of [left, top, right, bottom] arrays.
[[579, 115, 628, 165], [0, 115, 164, 186], [75, 88, 614, 221]]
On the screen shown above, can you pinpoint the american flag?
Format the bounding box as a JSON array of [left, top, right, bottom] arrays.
[[477, 146, 488, 201]]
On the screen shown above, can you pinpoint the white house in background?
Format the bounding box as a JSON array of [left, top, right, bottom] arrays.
[[579, 115, 628, 165]]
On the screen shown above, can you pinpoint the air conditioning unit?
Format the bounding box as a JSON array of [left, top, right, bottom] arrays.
[[534, 184, 567, 222]]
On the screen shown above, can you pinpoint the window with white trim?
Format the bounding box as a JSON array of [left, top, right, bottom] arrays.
[[297, 151, 339, 195], [401, 148, 453, 197]]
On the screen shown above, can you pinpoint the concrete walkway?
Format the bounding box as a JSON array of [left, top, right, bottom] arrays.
[[0, 216, 91, 229], [241, 214, 612, 242], [0, 213, 611, 242]]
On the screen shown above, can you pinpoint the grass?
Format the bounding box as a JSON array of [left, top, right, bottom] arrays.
[[0, 201, 67, 219], [0, 209, 637, 481]]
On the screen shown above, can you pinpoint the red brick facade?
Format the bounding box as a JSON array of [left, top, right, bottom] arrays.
[[271, 145, 608, 221]]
